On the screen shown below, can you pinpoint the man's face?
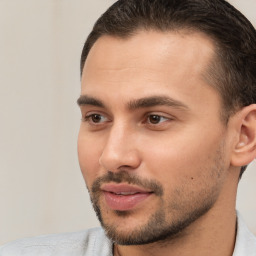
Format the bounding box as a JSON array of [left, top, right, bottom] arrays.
[[78, 31, 232, 245]]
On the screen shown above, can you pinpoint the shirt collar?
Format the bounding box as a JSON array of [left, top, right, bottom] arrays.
[[233, 212, 256, 255]]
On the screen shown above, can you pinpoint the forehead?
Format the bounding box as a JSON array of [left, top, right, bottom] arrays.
[[82, 30, 215, 80], [81, 30, 219, 112]]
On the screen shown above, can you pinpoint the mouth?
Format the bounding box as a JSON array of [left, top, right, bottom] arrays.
[[101, 183, 153, 211]]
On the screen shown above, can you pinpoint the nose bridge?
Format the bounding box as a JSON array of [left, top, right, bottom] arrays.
[[105, 122, 128, 155], [99, 120, 140, 171]]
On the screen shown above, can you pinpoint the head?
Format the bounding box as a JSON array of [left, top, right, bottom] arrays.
[[81, 0, 256, 178], [78, 0, 256, 246]]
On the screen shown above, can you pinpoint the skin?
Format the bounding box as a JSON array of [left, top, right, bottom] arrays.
[[78, 30, 254, 255]]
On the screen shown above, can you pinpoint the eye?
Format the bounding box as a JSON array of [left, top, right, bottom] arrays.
[[83, 113, 109, 124], [147, 114, 169, 124], [90, 114, 104, 123]]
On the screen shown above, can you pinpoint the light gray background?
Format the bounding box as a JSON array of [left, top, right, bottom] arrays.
[[0, 0, 255, 245]]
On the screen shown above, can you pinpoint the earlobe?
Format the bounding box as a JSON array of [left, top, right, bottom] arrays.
[[231, 104, 256, 167]]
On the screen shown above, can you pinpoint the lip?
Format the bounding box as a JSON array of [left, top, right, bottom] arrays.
[[101, 183, 153, 211]]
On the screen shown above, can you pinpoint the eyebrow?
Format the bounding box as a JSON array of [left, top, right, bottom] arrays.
[[77, 95, 105, 107], [127, 96, 189, 110], [77, 95, 189, 111]]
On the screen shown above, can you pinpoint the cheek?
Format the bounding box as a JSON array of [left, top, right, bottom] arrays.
[[141, 128, 225, 183], [77, 130, 102, 186], [141, 136, 226, 213]]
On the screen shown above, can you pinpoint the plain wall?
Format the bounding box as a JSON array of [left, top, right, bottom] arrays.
[[0, 0, 255, 245]]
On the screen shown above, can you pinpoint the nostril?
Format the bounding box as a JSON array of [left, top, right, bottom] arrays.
[[121, 165, 132, 168]]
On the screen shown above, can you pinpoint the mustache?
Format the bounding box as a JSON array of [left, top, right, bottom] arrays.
[[91, 171, 163, 196]]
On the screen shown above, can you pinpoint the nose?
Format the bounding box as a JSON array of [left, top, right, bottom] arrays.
[[99, 123, 141, 172]]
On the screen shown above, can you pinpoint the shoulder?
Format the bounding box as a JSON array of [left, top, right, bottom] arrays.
[[233, 212, 256, 255], [0, 227, 113, 256]]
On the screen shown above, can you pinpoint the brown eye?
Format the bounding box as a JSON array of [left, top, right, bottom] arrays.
[[83, 113, 107, 124], [91, 114, 103, 123], [148, 115, 161, 124], [146, 114, 170, 125]]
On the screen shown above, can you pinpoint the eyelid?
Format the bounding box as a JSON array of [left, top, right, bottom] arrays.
[[82, 111, 111, 124], [141, 112, 175, 130], [145, 112, 175, 121]]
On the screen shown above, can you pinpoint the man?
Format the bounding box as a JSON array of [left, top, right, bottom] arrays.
[[1, 0, 256, 255]]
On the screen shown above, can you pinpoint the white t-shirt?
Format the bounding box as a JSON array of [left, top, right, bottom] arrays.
[[1, 213, 255, 255]]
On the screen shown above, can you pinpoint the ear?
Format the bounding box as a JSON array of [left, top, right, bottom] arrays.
[[231, 104, 256, 167]]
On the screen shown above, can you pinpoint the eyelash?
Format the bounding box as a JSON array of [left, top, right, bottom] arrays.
[[144, 114, 170, 125], [82, 113, 173, 127], [82, 114, 109, 124]]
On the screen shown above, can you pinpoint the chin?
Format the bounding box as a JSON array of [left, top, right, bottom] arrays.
[[98, 199, 215, 245]]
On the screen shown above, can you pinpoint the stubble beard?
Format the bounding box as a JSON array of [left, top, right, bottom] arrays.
[[88, 148, 225, 245]]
